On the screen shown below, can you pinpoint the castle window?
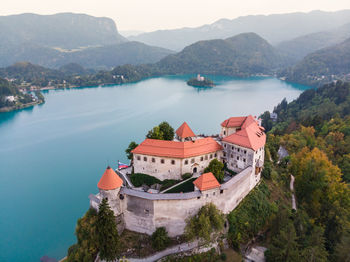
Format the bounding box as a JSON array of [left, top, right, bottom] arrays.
[[152, 158, 155, 163], [223, 152, 226, 157], [191, 158, 195, 163], [224, 131, 226, 135], [224, 144, 226, 148], [161, 159, 165, 164], [230, 154, 233, 158], [206, 194, 209, 198], [244, 150, 247, 154], [137, 156, 141, 161], [237, 148, 240, 152], [205, 155, 209, 160], [214, 153, 217, 157], [231, 162, 234, 166], [220, 190, 224, 194], [237, 156, 239, 160], [200, 156, 204, 161], [232, 146, 234, 150], [171, 160, 175, 165], [213, 192, 215, 196], [143, 157, 147, 161], [197, 196, 201, 199], [144, 209, 149, 214], [243, 158, 246, 162], [184, 160, 188, 165], [210, 154, 213, 159]]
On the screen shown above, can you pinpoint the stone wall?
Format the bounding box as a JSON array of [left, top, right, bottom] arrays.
[[106, 167, 255, 237]]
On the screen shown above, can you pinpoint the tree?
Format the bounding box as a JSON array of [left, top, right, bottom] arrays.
[[125, 141, 138, 160], [158, 121, 175, 141], [204, 159, 224, 183], [67, 208, 99, 262], [266, 222, 301, 262], [96, 198, 120, 261], [146, 126, 164, 140], [185, 203, 224, 241], [151, 227, 171, 251]]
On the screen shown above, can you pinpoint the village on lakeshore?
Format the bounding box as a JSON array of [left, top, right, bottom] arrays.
[[90, 115, 266, 239]]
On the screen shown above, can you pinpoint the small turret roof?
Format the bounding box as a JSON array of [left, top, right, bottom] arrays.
[[193, 172, 220, 191], [97, 166, 123, 190], [176, 122, 196, 139]]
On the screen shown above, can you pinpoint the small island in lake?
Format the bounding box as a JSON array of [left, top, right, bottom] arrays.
[[187, 74, 214, 87]]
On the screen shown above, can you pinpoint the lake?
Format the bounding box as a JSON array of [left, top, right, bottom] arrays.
[[0, 75, 309, 261]]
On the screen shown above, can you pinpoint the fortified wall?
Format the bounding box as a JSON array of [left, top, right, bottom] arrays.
[[90, 166, 258, 237]]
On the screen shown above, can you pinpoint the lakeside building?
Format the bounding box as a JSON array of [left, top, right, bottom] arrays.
[[90, 115, 266, 237]]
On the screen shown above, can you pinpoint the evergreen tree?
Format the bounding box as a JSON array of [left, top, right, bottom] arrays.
[[96, 198, 120, 261], [266, 222, 300, 262]]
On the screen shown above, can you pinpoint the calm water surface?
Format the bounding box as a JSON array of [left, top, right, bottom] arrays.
[[0, 75, 309, 261]]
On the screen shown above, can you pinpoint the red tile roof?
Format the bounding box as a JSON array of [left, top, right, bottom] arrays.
[[193, 172, 220, 191], [132, 137, 222, 158], [222, 115, 266, 151], [221, 116, 247, 128], [98, 166, 123, 190], [176, 122, 196, 138]]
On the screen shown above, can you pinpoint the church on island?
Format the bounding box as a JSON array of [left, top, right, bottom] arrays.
[[89, 115, 266, 237]]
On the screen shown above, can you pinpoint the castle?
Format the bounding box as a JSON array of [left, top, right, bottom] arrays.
[[89, 115, 265, 237]]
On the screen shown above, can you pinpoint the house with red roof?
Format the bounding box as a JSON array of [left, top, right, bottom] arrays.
[[132, 123, 222, 180], [131, 117, 265, 181], [221, 115, 265, 184]]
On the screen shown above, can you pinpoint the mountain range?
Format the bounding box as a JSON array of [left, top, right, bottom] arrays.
[[280, 37, 350, 86], [129, 10, 350, 51], [277, 22, 350, 60], [0, 13, 174, 69]]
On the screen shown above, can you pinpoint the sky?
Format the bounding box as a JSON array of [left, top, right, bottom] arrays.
[[1, 0, 350, 32]]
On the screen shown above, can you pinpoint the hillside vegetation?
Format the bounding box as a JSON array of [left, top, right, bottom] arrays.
[[277, 22, 350, 61], [0, 13, 173, 69], [280, 38, 350, 86], [156, 33, 289, 77]]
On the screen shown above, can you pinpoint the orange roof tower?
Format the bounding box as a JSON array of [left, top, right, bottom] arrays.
[[98, 166, 123, 190], [193, 172, 220, 191], [176, 122, 196, 139]]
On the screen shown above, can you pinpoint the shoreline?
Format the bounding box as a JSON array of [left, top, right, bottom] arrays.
[[0, 100, 44, 113]]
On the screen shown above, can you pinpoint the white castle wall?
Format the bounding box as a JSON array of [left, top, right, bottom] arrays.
[[91, 167, 258, 237], [133, 151, 222, 180]]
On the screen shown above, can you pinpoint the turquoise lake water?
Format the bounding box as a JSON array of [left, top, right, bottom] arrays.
[[0, 75, 309, 261]]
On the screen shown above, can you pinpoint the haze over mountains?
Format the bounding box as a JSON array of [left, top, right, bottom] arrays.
[[156, 33, 289, 76], [0, 13, 173, 69], [0, 9, 350, 87], [129, 10, 350, 51], [281, 37, 350, 86], [277, 22, 350, 60]]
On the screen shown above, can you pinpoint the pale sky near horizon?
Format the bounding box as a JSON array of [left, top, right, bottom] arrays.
[[1, 0, 350, 32]]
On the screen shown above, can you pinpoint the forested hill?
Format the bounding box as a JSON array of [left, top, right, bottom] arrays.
[[0, 13, 126, 49], [280, 37, 350, 86], [250, 81, 350, 261], [156, 33, 289, 77], [277, 22, 350, 61], [0, 13, 174, 69]]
